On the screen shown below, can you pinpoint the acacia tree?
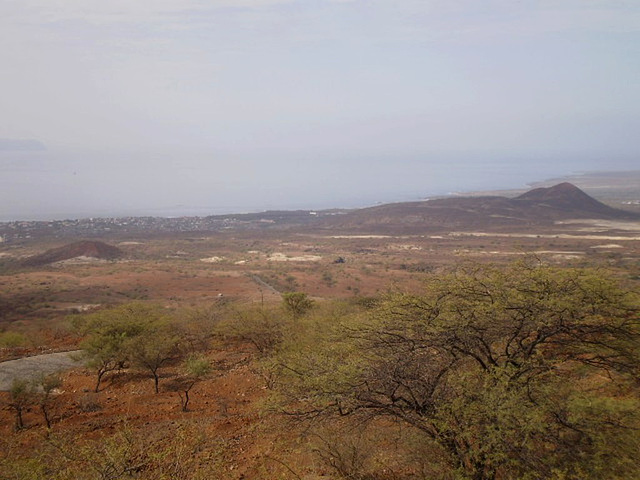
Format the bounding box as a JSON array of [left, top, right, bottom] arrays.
[[36, 373, 62, 429], [78, 303, 165, 392], [281, 292, 314, 319], [170, 354, 212, 412], [216, 305, 286, 355], [128, 322, 179, 393], [5, 375, 61, 431], [274, 260, 640, 479], [7, 379, 32, 431]]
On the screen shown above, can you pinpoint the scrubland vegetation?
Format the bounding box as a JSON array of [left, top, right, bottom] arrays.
[[1, 253, 638, 479], [271, 260, 640, 479]]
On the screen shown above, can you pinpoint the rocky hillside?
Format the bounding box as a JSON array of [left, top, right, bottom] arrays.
[[21, 240, 123, 267]]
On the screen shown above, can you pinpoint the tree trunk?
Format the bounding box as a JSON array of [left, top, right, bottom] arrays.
[[181, 389, 190, 412], [14, 407, 24, 431], [95, 370, 105, 393], [41, 403, 52, 429]]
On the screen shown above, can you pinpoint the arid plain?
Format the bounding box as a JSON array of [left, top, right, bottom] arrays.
[[1, 175, 639, 479]]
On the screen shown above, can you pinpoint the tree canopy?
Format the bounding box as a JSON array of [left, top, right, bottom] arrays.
[[273, 259, 640, 479], [76, 303, 177, 393], [281, 292, 314, 318]]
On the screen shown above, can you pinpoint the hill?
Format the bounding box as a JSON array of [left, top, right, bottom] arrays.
[[20, 240, 123, 267], [512, 182, 629, 215], [1, 182, 638, 243], [324, 183, 640, 233]]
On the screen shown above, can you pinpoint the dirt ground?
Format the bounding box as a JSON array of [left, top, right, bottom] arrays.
[[1, 221, 639, 478], [0, 340, 283, 478], [1, 224, 639, 354]]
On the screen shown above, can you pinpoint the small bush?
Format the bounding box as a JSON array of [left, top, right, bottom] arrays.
[[78, 392, 102, 412], [0, 331, 27, 348]]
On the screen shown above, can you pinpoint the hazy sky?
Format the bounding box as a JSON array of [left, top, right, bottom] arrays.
[[1, 0, 639, 220]]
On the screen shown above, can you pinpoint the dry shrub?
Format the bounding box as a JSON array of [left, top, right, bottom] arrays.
[[78, 392, 102, 413]]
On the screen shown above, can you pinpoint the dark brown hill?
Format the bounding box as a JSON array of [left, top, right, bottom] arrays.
[[322, 183, 640, 233], [21, 240, 123, 267], [512, 182, 625, 216]]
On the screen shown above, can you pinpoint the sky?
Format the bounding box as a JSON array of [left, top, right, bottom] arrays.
[[1, 0, 639, 220]]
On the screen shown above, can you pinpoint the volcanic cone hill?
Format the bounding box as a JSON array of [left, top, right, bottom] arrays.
[[511, 182, 631, 218], [21, 240, 123, 267], [324, 183, 640, 233]]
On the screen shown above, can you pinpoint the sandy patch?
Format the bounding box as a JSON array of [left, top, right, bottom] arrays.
[[459, 251, 530, 256], [201, 256, 224, 263], [268, 252, 322, 262], [118, 241, 143, 245], [550, 254, 583, 260], [388, 244, 423, 251], [450, 232, 640, 241], [534, 251, 585, 257], [455, 250, 589, 258], [591, 244, 624, 249], [66, 303, 101, 313], [53, 256, 110, 265], [329, 235, 393, 239], [555, 220, 640, 231]]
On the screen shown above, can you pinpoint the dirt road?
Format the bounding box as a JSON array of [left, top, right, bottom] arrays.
[[0, 351, 83, 391]]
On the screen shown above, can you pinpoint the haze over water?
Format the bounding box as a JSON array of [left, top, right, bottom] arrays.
[[2, 149, 635, 222], [2, 1, 639, 221]]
